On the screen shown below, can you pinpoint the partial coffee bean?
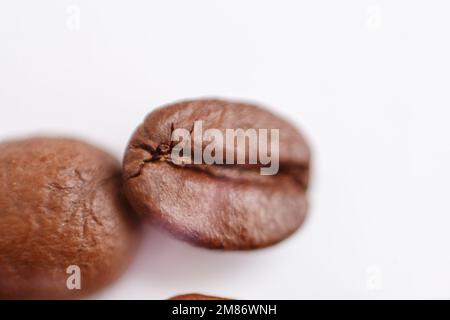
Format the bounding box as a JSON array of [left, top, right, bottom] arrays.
[[0, 137, 139, 299], [169, 293, 229, 300], [123, 99, 311, 249]]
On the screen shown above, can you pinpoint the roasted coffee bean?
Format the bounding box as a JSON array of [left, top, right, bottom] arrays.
[[123, 99, 311, 249], [0, 137, 138, 299], [169, 293, 229, 300]]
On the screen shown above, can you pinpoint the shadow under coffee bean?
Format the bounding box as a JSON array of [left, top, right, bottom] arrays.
[[123, 99, 311, 250]]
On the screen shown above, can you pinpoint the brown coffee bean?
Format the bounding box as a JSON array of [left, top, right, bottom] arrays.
[[0, 137, 139, 299], [169, 293, 229, 300], [123, 99, 311, 249]]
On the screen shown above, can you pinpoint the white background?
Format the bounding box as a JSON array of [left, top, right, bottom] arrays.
[[1, 0, 450, 299]]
